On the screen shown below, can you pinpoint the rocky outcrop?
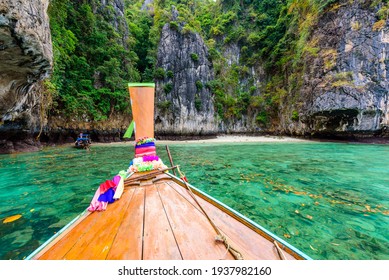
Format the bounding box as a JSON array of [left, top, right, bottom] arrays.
[[44, 113, 131, 144], [216, 41, 265, 134], [141, 0, 154, 11], [154, 7, 217, 137], [0, 0, 52, 152], [284, 1, 389, 138]]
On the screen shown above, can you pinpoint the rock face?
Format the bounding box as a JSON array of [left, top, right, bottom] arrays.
[[216, 41, 265, 134], [155, 8, 217, 137], [285, 1, 389, 138], [141, 0, 154, 11], [0, 0, 52, 152]]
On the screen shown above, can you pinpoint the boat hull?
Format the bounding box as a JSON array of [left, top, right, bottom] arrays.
[[26, 172, 311, 260]]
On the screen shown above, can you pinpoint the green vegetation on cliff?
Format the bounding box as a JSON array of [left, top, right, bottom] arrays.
[[48, 0, 140, 121], [47, 0, 387, 128]]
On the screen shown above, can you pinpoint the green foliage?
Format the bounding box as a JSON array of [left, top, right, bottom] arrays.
[[190, 53, 199, 62], [166, 70, 174, 78], [154, 68, 166, 79], [291, 110, 299, 121], [169, 21, 179, 30], [208, 48, 220, 60], [164, 82, 173, 94], [375, 0, 389, 20], [174, 3, 202, 34], [157, 100, 172, 113], [331, 71, 355, 87], [46, 0, 347, 128], [195, 80, 203, 91], [194, 94, 202, 111], [256, 111, 268, 126], [48, 0, 140, 120], [126, 6, 155, 82]]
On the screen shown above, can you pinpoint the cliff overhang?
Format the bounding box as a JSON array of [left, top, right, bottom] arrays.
[[0, 0, 53, 153]]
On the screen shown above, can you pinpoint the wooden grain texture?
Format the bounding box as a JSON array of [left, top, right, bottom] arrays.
[[35, 176, 300, 260], [106, 187, 145, 260], [142, 184, 182, 260], [157, 182, 234, 260], [62, 188, 135, 260], [168, 181, 294, 260], [129, 86, 155, 139], [38, 212, 98, 260]]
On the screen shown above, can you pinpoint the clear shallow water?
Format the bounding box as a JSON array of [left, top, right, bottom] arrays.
[[0, 141, 388, 260]]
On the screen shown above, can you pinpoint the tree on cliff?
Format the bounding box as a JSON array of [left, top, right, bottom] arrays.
[[48, 0, 140, 121]]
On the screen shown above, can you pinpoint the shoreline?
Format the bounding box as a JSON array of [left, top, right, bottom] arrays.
[[62, 134, 389, 149], [2, 134, 389, 154], [159, 135, 310, 144], [91, 135, 311, 147]]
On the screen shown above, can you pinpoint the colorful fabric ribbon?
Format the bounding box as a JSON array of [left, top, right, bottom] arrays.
[[87, 188, 108, 212], [134, 151, 157, 158], [135, 142, 155, 148], [98, 188, 115, 203], [113, 177, 124, 200], [136, 137, 156, 146], [99, 180, 116, 194], [143, 155, 159, 162], [128, 158, 167, 173], [135, 146, 156, 154], [88, 171, 128, 212]]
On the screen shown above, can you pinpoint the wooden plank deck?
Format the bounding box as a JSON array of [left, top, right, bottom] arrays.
[[106, 187, 145, 259], [142, 183, 182, 259], [32, 174, 300, 260], [167, 181, 295, 260]]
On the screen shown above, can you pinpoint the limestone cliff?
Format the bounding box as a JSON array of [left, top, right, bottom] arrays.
[[154, 8, 217, 137], [2, 0, 389, 153], [0, 0, 52, 152], [282, 1, 389, 138], [216, 41, 265, 134]]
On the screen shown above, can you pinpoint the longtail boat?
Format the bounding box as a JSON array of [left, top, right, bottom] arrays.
[[74, 133, 91, 149], [26, 83, 311, 260]]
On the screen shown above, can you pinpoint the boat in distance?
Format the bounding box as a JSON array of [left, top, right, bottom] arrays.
[[26, 83, 311, 260], [74, 133, 91, 149]]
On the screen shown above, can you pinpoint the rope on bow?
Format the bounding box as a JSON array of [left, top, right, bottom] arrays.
[[176, 165, 244, 260]]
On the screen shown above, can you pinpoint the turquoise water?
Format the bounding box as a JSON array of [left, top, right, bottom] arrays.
[[0, 141, 388, 260]]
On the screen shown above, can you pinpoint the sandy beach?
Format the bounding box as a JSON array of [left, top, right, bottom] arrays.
[[91, 135, 309, 147], [158, 135, 309, 144]]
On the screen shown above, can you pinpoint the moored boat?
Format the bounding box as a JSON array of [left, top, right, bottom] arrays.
[[26, 83, 311, 260], [74, 133, 91, 149]]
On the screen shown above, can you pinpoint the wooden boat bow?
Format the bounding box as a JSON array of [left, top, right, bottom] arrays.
[[26, 169, 311, 260], [26, 83, 311, 260]]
